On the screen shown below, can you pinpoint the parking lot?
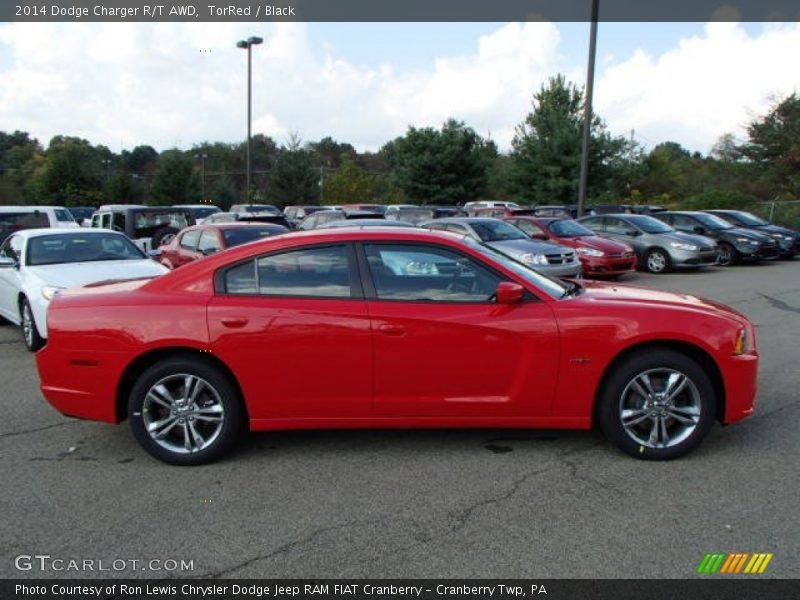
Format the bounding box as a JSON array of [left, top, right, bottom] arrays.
[[1, 260, 798, 579]]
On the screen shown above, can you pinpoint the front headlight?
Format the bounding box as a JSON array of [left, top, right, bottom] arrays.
[[520, 253, 549, 266], [771, 233, 786, 240], [577, 247, 604, 257], [41, 286, 65, 301], [736, 237, 759, 246], [669, 242, 697, 251]]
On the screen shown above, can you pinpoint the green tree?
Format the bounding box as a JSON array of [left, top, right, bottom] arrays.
[[510, 74, 630, 204], [739, 93, 800, 197], [105, 170, 144, 204], [309, 136, 357, 169], [269, 135, 319, 205], [150, 149, 200, 205], [323, 159, 376, 205], [24, 136, 106, 205], [382, 119, 492, 204]]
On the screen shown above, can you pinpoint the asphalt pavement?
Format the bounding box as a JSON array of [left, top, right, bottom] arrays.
[[1, 259, 798, 579]]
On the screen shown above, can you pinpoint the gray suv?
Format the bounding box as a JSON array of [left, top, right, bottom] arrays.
[[577, 214, 717, 274], [422, 217, 582, 278]]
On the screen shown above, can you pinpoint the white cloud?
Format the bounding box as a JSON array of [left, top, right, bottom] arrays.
[[0, 21, 798, 155], [595, 22, 800, 152]]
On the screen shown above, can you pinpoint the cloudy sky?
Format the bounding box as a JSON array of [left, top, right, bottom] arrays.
[[1, 21, 799, 154]]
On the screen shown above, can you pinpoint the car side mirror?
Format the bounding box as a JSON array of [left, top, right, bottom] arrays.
[[202, 248, 219, 256], [532, 233, 549, 240], [693, 226, 706, 234], [626, 229, 640, 237], [496, 281, 524, 304], [0, 257, 16, 269]]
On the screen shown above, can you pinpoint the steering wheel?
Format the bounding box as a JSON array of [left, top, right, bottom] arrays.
[[445, 262, 479, 295]]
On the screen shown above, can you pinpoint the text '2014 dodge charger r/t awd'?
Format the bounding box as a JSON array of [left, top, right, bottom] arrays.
[[36, 228, 758, 465]]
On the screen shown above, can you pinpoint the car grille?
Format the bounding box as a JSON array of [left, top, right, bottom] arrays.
[[699, 245, 715, 252], [546, 252, 576, 265], [606, 251, 635, 259]]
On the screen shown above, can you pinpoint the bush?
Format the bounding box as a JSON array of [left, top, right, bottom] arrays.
[[679, 189, 757, 211]]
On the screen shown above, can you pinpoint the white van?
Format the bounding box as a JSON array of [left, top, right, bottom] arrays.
[[0, 206, 79, 243]]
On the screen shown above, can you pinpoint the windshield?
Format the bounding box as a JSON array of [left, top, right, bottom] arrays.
[[732, 211, 768, 226], [191, 207, 220, 218], [68, 208, 95, 220], [693, 213, 734, 230], [461, 237, 568, 300], [27, 233, 145, 266], [548, 219, 594, 237], [626, 215, 673, 234], [242, 205, 281, 215], [54, 209, 76, 223], [223, 226, 285, 247], [470, 220, 528, 242], [395, 209, 435, 223], [133, 211, 190, 237]]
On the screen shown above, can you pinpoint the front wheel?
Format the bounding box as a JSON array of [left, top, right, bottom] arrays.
[[597, 349, 716, 460], [717, 242, 736, 266], [644, 249, 670, 274], [128, 357, 244, 465], [20, 298, 45, 352]]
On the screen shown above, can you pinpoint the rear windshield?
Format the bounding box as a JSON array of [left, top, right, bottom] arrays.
[[241, 205, 281, 215], [68, 208, 95, 221], [27, 233, 145, 266], [223, 226, 287, 247], [190, 207, 220, 218], [133, 212, 190, 237], [54, 209, 75, 222], [0, 211, 49, 242]]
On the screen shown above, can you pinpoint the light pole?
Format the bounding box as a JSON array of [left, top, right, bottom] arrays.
[[195, 153, 208, 200], [577, 0, 599, 218], [237, 35, 263, 201], [101, 159, 111, 182]]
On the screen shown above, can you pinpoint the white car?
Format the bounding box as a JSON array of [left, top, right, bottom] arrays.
[[0, 229, 169, 351]]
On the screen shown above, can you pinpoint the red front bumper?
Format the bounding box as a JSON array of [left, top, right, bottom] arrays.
[[720, 353, 758, 424]]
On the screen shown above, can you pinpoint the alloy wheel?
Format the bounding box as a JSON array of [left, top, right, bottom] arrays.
[[618, 368, 701, 449], [647, 251, 667, 273], [142, 374, 225, 454], [718, 244, 733, 266], [22, 304, 33, 348]]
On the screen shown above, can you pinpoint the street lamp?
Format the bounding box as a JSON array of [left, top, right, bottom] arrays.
[[195, 153, 209, 200], [101, 158, 111, 182], [237, 35, 263, 201], [577, 0, 599, 218]]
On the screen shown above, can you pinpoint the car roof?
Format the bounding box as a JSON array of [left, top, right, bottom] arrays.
[[195, 222, 286, 230], [321, 219, 415, 228], [0, 205, 69, 211], [9, 228, 126, 240]]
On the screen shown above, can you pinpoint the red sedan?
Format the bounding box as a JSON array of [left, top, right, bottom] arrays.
[[36, 228, 757, 465], [505, 216, 637, 277], [156, 222, 288, 269]]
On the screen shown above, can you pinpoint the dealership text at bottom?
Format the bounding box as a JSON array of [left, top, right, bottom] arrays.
[[15, 584, 548, 597]]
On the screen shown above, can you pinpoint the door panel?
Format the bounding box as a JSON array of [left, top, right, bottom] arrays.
[[208, 297, 372, 419], [367, 300, 559, 418], [207, 243, 371, 420]]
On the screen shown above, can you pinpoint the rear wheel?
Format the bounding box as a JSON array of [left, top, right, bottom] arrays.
[[128, 357, 244, 465], [597, 349, 716, 460], [20, 298, 45, 352], [644, 248, 670, 273], [717, 242, 736, 266]]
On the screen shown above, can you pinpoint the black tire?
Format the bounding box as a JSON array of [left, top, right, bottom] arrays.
[[128, 356, 244, 465], [20, 297, 45, 352], [717, 242, 736, 266], [644, 248, 670, 274], [597, 349, 716, 460], [150, 226, 179, 248]]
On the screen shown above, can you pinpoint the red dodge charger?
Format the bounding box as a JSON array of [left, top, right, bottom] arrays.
[[36, 228, 757, 465]]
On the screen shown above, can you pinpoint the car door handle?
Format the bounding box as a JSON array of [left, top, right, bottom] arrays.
[[378, 324, 406, 337], [220, 317, 249, 329]]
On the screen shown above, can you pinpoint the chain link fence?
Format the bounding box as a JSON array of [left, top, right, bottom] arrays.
[[749, 200, 800, 229]]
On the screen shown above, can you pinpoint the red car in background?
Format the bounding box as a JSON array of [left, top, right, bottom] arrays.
[[505, 216, 637, 277], [156, 223, 288, 269]]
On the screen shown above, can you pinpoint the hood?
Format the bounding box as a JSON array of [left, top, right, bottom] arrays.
[[753, 224, 798, 238], [722, 227, 774, 242], [662, 230, 716, 247], [488, 238, 570, 256], [27, 259, 169, 290], [573, 280, 749, 324]]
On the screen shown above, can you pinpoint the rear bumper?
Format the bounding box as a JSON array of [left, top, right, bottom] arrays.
[[36, 343, 127, 423], [720, 353, 759, 425]]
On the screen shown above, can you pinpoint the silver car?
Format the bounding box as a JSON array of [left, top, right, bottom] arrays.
[[577, 214, 718, 274], [422, 217, 582, 278]]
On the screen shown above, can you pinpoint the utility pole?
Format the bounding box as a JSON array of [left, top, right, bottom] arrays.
[[195, 153, 209, 200], [577, 0, 599, 217], [319, 166, 325, 204]]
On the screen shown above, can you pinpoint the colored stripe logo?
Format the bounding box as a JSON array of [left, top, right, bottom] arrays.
[[697, 553, 773, 574]]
